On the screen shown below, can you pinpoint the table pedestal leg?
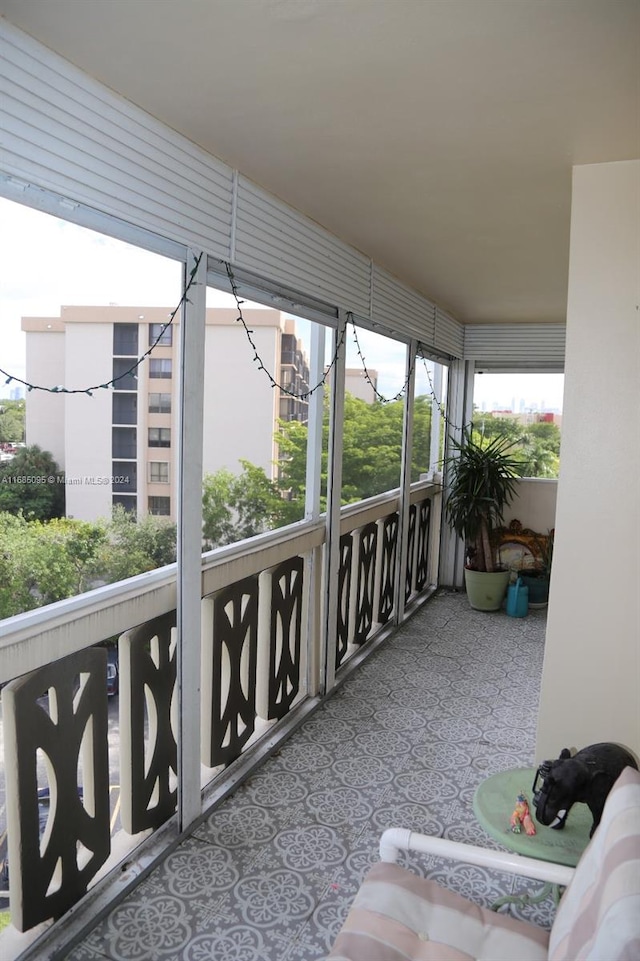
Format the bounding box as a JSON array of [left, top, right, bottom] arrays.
[[491, 882, 564, 912]]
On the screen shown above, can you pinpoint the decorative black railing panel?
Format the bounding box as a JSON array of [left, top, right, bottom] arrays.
[[405, 503, 417, 601], [415, 497, 431, 592], [203, 576, 259, 768], [3, 649, 110, 931], [119, 612, 177, 834], [263, 557, 304, 720], [353, 522, 378, 645], [336, 533, 353, 668], [378, 512, 398, 624]]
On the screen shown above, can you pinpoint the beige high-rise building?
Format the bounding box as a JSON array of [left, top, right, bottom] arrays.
[[22, 307, 309, 522]]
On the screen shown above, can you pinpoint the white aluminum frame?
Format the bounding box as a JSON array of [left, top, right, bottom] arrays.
[[379, 827, 575, 888]]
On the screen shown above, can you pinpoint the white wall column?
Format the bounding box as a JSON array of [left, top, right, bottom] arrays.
[[536, 161, 640, 760]]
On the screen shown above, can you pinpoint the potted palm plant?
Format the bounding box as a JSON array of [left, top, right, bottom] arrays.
[[445, 429, 523, 611]]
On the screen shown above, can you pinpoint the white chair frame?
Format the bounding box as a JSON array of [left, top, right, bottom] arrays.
[[379, 828, 575, 889]]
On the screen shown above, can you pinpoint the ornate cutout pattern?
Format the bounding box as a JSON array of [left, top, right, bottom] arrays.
[[263, 557, 304, 720], [405, 503, 417, 601], [335, 533, 353, 668], [353, 522, 378, 645], [415, 497, 431, 591], [203, 576, 259, 768], [378, 512, 398, 624], [119, 612, 178, 834], [3, 648, 110, 931]]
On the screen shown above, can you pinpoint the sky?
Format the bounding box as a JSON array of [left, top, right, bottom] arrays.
[[0, 196, 563, 410]]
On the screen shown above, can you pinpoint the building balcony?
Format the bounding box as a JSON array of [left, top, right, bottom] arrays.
[[71, 592, 552, 960], [1, 482, 478, 960]]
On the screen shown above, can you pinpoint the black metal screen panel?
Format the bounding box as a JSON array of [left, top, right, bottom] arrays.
[[120, 612, 177, 833], [3, 649, 110, 931], [405, 503, 417, 601], [206, 576, 259, 767], [378, 512, 398, 624], [336, 533, 353, 669], [354, 522, 378, 645], [267, 557, 304, 719], [415, 498, 432, 592]]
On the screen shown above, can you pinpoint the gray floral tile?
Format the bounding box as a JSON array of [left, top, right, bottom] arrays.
[[70, 591, 552, 960]]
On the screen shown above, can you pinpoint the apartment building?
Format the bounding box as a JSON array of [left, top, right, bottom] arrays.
[[22, 306, 309, 522]]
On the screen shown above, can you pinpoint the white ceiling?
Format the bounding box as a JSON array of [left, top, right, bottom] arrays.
[[1, 0, 638, 324]]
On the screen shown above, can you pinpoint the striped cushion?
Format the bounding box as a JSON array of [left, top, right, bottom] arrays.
[[548, 765, 640, 961], [328, 861, 549, 961]]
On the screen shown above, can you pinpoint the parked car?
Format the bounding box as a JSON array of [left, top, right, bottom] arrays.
[[106, 652, 118, 697]]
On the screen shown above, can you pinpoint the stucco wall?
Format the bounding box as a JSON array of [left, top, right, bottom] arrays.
[[202, 319, 280, 480], [536, 160, 640, 762], [504, 478, 557, 535], [24, 329, 66, 470], [64, 323, 113, 520]]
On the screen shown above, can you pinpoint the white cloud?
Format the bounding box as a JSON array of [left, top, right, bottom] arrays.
[[0, 197, 182, 387]]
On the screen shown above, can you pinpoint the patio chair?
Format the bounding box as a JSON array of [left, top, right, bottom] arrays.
[[328, 765, 640, 960]]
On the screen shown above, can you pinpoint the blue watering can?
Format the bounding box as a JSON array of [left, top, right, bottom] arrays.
[[506, 577, 529, 618]]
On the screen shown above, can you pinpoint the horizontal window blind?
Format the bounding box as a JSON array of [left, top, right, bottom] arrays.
[[371, 266, 437, 346], [0, 22, 234, 258], [0, 19, 509, 364], [464, 324, 566, 371], [234, 177, 371, 317]]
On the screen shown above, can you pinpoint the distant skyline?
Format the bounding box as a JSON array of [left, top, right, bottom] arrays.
[[473, 372, 564, 413]]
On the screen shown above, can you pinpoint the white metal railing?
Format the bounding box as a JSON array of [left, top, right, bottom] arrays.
[[0, 482, 439, 955]]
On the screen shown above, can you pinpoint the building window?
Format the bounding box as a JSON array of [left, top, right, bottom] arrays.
[[112, 461, 137, 492], [112, 393, 137, 424], [149, 461, 169, 483], [148, 392, 171, 414], [149, 323, 172, 346], [149, 496, 171, 516], [148, 427, 171, 448], [112, 494, 136, 513], [113, 357, 138, 391], [112, 427, 137, 458], [113, 323, 138, 356], [149, 358, 172, 378]]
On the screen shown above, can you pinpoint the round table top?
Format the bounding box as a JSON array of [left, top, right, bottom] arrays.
[[473, 767, 591, 867]]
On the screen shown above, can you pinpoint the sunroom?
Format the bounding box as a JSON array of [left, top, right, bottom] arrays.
[[0, 3, 638, 959]]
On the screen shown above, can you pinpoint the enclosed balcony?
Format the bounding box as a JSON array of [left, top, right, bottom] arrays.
[[1, 494, 558, 959], [0, 4, 638, 959]]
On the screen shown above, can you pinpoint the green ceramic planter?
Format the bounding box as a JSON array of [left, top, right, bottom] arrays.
[[464, 568, 510, 612]]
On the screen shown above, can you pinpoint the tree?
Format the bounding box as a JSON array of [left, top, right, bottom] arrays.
[[96, 505, 177, 582], [0, 512, 107, 618], [0, 506, 178, 620], [276, 392, 433, 507], [468, 415, 561, 479], [202, 468, 239, 549], [0, 512, 40, 617], [0, 445, 65, 520], [473, 414, 523, 444], [0, 400, 25, 443], [202, 393, 436, 546], [202, 460, 287, 550]]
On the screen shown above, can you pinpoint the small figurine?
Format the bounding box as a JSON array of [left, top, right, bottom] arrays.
[[510, 792, 536, 836]]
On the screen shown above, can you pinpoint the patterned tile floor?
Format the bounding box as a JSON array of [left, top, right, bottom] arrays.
[[70, 590, 552, 961]]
